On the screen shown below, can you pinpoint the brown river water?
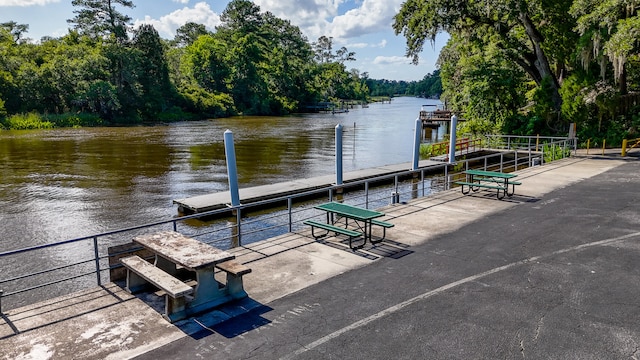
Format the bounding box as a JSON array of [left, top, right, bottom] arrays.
[[0, 97, 445, 308], [0, 97, 442, 253]]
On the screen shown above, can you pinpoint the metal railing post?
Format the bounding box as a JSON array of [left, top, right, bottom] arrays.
[[444, 165, 449, 190], [515, 150, 518, 171], [500, 153, 504, 172], [236, 208, 242, 246], [173, 221, 177, 232], [288, 198, 293, 232], [93, 236, 101, 286], [365, 182, 369, 208], [392, 175, 400, 204]]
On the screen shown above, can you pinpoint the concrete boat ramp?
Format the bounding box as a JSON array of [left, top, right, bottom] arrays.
[[173, 159, 443, 213]]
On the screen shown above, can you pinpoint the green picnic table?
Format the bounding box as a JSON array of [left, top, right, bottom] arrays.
[[304, 202, 393, 250], [455, 169, 521, 200]]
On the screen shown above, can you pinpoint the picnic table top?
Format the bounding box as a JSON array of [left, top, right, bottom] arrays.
[[133, 231, 234, 271], [315, 202, 385, 221], [464, 169, 518, 178]]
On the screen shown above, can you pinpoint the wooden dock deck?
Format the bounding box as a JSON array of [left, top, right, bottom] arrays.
[[173, 160, 443, 214]]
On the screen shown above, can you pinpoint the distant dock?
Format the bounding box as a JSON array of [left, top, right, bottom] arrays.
[[173, 160, 443, 214]]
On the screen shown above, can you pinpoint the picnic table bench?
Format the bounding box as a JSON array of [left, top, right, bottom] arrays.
[[454, 169, 521, 200], [120, 231, 251, 322], [304, 202, 394, 250]]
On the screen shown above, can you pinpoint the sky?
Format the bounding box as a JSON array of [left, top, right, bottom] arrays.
[[0, 0, 448, 81]]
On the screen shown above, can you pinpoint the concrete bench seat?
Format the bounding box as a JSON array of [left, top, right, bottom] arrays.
[[215, 260, 252, 299], [120, 255, 193, 322]]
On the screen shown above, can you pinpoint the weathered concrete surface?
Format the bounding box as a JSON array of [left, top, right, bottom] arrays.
[[0, 154, 629, 359]]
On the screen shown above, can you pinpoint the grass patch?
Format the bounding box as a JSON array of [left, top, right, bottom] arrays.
[[1, 112, 104, 130], [2, 113, 54, 130]]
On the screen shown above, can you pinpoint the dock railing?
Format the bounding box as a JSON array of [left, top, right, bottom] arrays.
[[0, 135, 575, 312]]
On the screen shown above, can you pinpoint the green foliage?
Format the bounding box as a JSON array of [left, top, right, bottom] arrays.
[[0, 0, 440, 129], [542, 143, 573, 163], [154, 106, 197, 122], [560, 73, 590, 123], [393, 0, 569, 113], [2, 112, 53, 130], [0, 97, 6, 119], [419, 144, 434, 158], [174, 22, 210, 47], [525, 76, 562, 132], [179, 85, 235, 118], [68, 0, 134, 42], [365, 70, 441, 98], [44, 113, 103, 127]]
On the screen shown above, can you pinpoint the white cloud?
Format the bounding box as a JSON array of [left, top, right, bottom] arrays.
[[255, 0, 402, 43], [348, 42, 368, 49], [0, 0, 59, 5], [173, 0, 189, 3], [373, 55, 411, 66], [254, 0, 339, 40], [374, 39, 387, 48], [329, 0, 402, 39], [133, 2, 220, 38]]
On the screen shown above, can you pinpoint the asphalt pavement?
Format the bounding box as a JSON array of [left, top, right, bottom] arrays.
[[134, 158, 640, 360]]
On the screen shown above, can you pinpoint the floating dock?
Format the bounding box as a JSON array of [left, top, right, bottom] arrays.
[[173, 160, 443, 214]]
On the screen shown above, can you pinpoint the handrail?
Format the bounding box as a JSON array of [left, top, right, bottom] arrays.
[[622, 138, 640, 156], [0, 142, 575, 313]]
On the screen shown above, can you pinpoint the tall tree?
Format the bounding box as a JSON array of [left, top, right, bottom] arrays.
[[0, 22, 29, 43], [68, 0, 134, 43], [393, 0, 576, 112], [132, 24, 174, 117], [312, 36, 355, 64], [174, 22, 209, 47], [216, 0, 269, 114], [183, 34, 230, 94], [571, 0, 640, 94]]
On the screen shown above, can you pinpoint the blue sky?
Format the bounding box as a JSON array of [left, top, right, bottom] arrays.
[[0, 0, 448, 81]]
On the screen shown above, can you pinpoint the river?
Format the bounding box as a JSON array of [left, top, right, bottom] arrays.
[[0, 97, 442, 253]]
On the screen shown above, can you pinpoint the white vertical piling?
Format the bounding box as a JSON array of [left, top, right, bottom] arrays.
[[335, 124, 343, 185], [448, 115, 458, 164], [224, 129, 241, 207], [412, 117, 422, 170]]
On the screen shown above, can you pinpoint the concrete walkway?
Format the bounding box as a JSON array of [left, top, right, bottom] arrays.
[[0, 152, 636, 359]]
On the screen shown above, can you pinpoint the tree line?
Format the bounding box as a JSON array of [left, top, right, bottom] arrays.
[[0, 0, 438, 129], [394, 0, 640, 145]]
